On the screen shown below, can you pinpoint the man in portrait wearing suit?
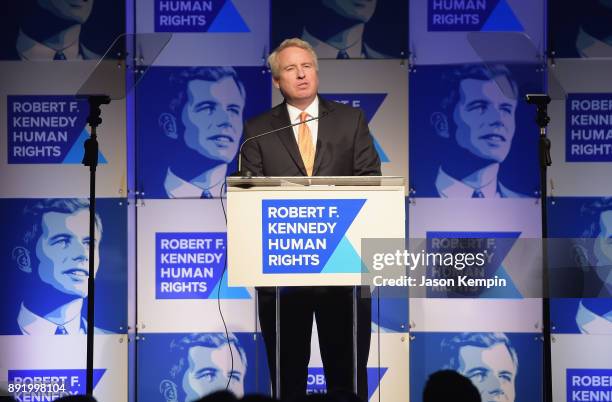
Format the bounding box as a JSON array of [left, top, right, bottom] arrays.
[[441, 332, 519, 402], [300, 0, 389, 59], [428, 64, 526, 198], [156, 67, 246, 199], [572, 198, 612, 333], [11, 198, 112, 335], [10, 0, 99, 61], [552, 0, 612, 58], [241, 38, 380, 400], [160, 333, 247, 402]]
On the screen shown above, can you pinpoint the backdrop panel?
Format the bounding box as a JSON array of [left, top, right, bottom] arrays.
[[548, 60, 612, 196], [409, 64, 544, 199], [136, 66, 271, 199], [410, 0, 545, 64], [0, 1, 125, 61], [271, 0, 408, 60], [136, 199, 255, 334], [410, 332, 542, 402], [0, 198, 127, 335], [549, 0, 612, 59], [0, 62, 127, 198], [136, 332, 269, 401], [0, 334, 128, 402], [549, 196, 612, 335], [551, 334, 612, 402], [136, 0, 270, 66]]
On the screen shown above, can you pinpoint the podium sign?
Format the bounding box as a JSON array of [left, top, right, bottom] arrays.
[[227, 176, 405, 287]]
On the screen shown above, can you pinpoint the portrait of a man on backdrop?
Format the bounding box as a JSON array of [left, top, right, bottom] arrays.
[[11, 198, 113, 335], [428, 64, 526, 198], [573, 198, 612, 333], [12, 0, 98, 60], [155, 67, 246, 199], [441, 332, 518, 402], [300, 0, 389, 59], [160, 333, 247, 402]]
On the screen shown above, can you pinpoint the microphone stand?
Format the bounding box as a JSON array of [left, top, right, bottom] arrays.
[[82, 95, 111, 396], [525, 94, 552, 402]]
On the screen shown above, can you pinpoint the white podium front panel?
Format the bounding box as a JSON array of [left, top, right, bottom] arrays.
[[227, 184, 405, 287]]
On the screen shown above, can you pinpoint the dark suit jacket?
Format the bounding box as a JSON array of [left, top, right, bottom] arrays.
[[242, 96, 381, 177]]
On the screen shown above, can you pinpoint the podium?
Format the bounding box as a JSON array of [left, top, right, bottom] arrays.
[[226, 176, 405, 399]]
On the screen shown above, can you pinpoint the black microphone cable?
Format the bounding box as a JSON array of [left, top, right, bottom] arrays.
[[217, 179, 235, 392]]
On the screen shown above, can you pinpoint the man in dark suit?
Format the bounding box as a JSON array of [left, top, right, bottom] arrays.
[[241, 38, 380, 400]]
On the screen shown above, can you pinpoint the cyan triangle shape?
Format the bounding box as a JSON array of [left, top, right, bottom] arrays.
[[208, 0, 250, 33], [320, 236, 362, 273], [479, 265, 522, 298], [209, 270, 251, 299], [372, 135, 390, 163], [62, 129, 108, 164], [481, 0, 524, 32]]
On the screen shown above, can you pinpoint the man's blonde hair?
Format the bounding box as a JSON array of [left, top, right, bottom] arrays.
[[267, 38, 319, 78]]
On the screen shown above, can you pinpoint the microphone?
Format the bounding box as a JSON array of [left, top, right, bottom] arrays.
[[236, 110, 330, 177]]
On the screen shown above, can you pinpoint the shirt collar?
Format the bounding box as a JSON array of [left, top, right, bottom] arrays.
[[164, 168, 225, 198], [302, 28, 363, 59], [577, 299, 612, 334], [286, 96, 319, 123], [18, 303, 84, 335], [16, 30, 82, 61], [435, 167, 500, 198]]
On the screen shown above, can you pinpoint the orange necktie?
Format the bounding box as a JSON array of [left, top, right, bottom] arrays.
[[298, 112, 315, 176]]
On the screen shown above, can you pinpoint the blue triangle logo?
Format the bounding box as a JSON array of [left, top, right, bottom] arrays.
[[63, 129, 108, 164], [320, 236, 362, 274], [368, 367, 388, 400], [372, 135, 390, 163], [481, 0, 524, 32], [208, 0, 250, 32], [209, 270, 251, 299]]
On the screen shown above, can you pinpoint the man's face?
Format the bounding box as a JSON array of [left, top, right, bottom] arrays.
[[181, 77, 245, 164], [457, 343, 517, 402], [35, 210, 100, 298], [452, 78, 517, 164], [37, 0, 94, 24], [321, 0, 377, 22], [594, 210, 612, 283], [182, 344, 246, 400], [273, 46, 319, 109]]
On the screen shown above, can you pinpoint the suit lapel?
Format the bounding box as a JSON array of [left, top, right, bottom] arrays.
[[312, 97, 333, 176], [272, 103, 307, 175]]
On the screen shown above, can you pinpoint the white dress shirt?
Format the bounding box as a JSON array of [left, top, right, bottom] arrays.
[[435, 167, 500, 198], [286, 97, 320, 150], [17, 303, 84, 335], [16, 30, 83, 61], [576, 300, 612, 334], [163, 168, 225, 198]]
